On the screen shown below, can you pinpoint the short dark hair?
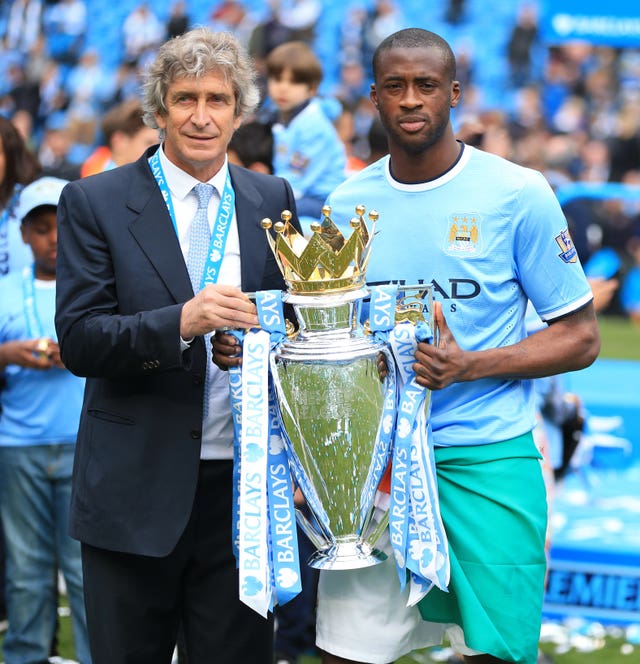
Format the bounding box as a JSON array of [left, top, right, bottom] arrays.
[[372, 28, 457, 83], [22, 204, 56, 226], [101, 100, 148, 145], [229, 121, 274, 172], [266, 41, 323, 88]]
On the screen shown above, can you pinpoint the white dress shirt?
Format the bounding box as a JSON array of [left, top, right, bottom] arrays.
[[158, 146, 241, 459]]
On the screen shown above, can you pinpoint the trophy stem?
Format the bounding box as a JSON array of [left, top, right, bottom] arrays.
[[286, 287, 368, 336], [306, 537, 387, 570]]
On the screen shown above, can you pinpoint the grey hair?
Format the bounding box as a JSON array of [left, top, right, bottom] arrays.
[[141, 28, 260, 131]]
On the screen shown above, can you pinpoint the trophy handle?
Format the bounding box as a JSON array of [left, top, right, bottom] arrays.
[[295, 507, 330, 551], [363, 507, 389, 548]]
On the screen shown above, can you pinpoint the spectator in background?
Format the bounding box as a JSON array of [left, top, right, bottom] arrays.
[[266, 40, 346, 218], [43, 0, 87, 67], [445, 0, 466, 25], [8, 110, 36, 152], [0, 115, 42, 277], [275, 0, 322, 44], [121, 2, 164, 66], [64, 50, 113, 112], [36, 59, 69, 130], [340, 6, 369, 74], [227, 120, 274, 174], [80, 99, 159, 177], [0, 112, 42, 634], [248, 4, 297, 94], [332, 59, 368, 110], [608, 102, 640, 183], [6, 62, 40, 134], [507, 3, 539, 88], [166, 1, 190, 40], [365, 116, 388, 165], [64, 49, 116, 151], [0, 176, 91, 664], [5, 0, 43, 56], [207, 0, 256, 49], [333, 103, 367, 176], [363, 0, 405, 68], [109, 60, 144, 107], [38, 114, 81, 181]]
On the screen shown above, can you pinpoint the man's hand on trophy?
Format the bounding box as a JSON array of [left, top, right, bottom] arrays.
[[413, 302, 468, 390], [180, 285, 258, 338], [211, 331, 243, 370]]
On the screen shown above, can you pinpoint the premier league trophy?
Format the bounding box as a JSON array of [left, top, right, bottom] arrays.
[[261, 205, 394, 570]]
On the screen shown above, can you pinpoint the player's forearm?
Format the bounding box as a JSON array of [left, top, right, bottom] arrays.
[[465, 303, 600, 381]]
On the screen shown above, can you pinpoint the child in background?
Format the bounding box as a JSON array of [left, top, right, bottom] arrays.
[[266, 41, 346, 219], [0, 177, 91, 664], [80, 99, 159, 177]]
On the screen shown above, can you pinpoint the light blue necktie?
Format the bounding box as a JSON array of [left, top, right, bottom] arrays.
[[187, 183, 215, 419], [187, 183, 215, 293]]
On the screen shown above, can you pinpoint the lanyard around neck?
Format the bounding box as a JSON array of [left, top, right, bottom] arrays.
[[148, 150, 236, 288], [21, 264, 46, 338]]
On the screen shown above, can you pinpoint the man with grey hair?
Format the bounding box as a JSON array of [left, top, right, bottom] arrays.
[[55, 28, 300, 664]]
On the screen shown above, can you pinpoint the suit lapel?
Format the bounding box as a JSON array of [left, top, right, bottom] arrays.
[[127, 149, 194, 304], [230, 165, 273, 293], [125, 156, 277, 304]]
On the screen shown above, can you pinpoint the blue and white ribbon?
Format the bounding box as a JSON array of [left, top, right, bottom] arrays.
[[388, 320, 450, 605], [21, 264, 45, 339], [230, 290, 301, 616], [236, 325, 271, 616], [359, 285, 398, 523]]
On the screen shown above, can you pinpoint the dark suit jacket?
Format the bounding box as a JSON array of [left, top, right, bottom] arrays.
[[55, 146, 300, 557]]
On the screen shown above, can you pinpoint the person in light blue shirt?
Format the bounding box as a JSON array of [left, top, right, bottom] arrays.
[[0, 115, 42, 634], [266, 40, 347, 219], [212, 27, 601, 664], [315, 28, 600, 664], [0, 177, 91, 664]]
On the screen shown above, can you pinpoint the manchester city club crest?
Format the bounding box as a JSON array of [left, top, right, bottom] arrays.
[[445, 214, 482, 255]]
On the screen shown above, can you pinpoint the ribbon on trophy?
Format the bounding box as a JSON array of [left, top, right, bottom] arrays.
[[362, 284, 399, 528], [387, 312, 450, 605], [228, 290, 302, 617]]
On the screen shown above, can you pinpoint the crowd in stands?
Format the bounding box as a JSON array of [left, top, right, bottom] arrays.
[[0, 0, 639, 316]]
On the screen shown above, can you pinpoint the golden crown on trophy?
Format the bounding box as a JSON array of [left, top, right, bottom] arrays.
[[261, 205, 379, 294]]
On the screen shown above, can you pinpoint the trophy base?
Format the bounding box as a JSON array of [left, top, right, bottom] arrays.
[[307, 541, 387, 570]]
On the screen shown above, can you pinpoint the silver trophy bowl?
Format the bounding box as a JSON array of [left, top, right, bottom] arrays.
[[270, 286, 391, 570]]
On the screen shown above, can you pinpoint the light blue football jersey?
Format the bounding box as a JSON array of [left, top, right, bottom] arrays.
[[325, 144, 592, 447], [272, 98, 346, 201], [0, 271, 85, 446]]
